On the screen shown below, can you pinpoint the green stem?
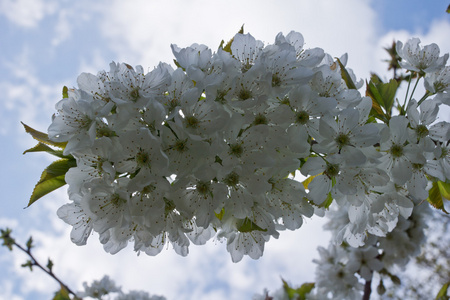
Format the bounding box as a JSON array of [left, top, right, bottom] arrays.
[[417, 90, 433, 106], [406, 75, 421, 108], [403, 73, 413, 111]]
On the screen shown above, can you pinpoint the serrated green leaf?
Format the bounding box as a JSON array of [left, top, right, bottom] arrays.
[[21, 122, 67, 149], [62, 86, 69, 99], [27, 158, 76, 207], [237, 218, 267, 233], [427, 181, 449, 214], [53, 286, 71, 300], [38, 158, 76, 183], [28, 175, 66, 207], [336, 58, 357, 90], [23, 142, 69, 159]]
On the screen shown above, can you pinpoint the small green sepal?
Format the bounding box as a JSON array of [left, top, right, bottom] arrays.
[[62, 86, 69, 99], [220, 25, 244, 54], [237, 218, 267, 233]]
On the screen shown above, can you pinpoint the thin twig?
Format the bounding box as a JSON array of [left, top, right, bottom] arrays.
[[362, 280, 372, 300], [12, 240, 80, 298]]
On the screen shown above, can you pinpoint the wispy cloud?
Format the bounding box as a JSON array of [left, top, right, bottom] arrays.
[[0, 0, 58, 28]]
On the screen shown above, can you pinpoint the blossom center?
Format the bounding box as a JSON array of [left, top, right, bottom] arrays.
[[325, 163, 339, 178], [229, 143, 244, 157], [272, 74, 282, 87], [415, 125, 429, 138], [253, 113, 268, 125], [185, 115, 200, 128], [136, 150, 151, 168], [335, 133, 350, 148], [295, 111, 309, 125], [196, 180, 211, 196], [224, 171, 240, 187], [389, 144, 404, 158], [238, 87, 252, 100]]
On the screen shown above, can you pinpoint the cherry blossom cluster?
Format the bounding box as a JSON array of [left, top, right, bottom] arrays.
[[79, 275, 165, 300], [51, 32, 449, 262]]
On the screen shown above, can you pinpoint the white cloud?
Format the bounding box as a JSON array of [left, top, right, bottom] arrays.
[[0, 0, 57, 28], [0, 47, 68, 142], [0, 280, 23, 300], [373, 18, 450, 122], [99, 0, 377, 78], [51, 9, 72, 46], [2, 1, 449, 299]]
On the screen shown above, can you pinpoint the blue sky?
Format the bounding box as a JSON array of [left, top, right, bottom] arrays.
[[0, 1, 449, 299]]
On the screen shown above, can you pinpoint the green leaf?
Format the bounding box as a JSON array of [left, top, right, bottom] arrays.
[[427, 181, 450, 214], [237, 218, 267, 233], [366, 79, 385, 106], [27, 158, 76, 207], [380, 79, 399, 113], [53, 286, 71, 300], [21, 260, 34, 271], [21, 122, 67, 149], [365, 75, 398, 121], [335, 58, 357, 90], [438, 181, 450, 199], [282, 278, 315, 300], [47, 258, 54, 273], [23, 142, 70, 159], [26, 236, 33, 251], [62, 86, 69, 99], [436, 282, 450, 300], [447, 4, 450, 14], [0, 228, 15, 251]]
